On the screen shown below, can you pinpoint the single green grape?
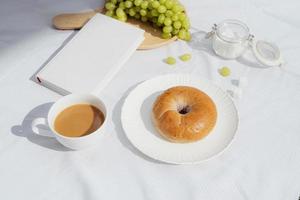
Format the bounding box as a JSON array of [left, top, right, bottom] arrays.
[[165, 0, 174, 9], [148, 1, 153, 9], [141, 1, 149, 9], [158, 14, 165, 24], [134, 0, 142, 6], [185, 31, 191, 41], [128, 8, 136, 16], [165, 56, 176, 65], [173, 21, 181, 29], [118, 15, 127, 22], [165, 10, 173, 17], [172, 28, 179, 35], [159, 0, 166, 5], [116, 8, 126, 17], [163, 25, 173, 33], [158, 5, 167, 13], [134, 0, 143, 6], [172, 4, 182, 13], [105, 10, 114, 17], [105, 2, 116, 10], [178, 13, 186, 21], [151, 1, 160, 8], [125, 0, 133, 8], [172, 14, 179, 21], [119, 2, 126, 9], [179, 5, 184, 12], [151, 9, 159, 16], [111, 0, 118, 4], [219, 67, 231, 77], [179, 53, 192, 61], [162, 32, 172, 39], [140, 9, 147, 16], [178, 29, 187, 40], [164, 17, 172, 26], [182, 20, 190, 29]]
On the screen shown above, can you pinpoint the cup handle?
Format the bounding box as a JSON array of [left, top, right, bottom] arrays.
[[31, 118, 55, 138]]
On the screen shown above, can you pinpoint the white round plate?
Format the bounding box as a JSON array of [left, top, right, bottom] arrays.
[[121, 74, 238, 164]]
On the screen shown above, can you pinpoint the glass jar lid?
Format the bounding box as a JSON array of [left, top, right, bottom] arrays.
[[252, 40, 283, 67]]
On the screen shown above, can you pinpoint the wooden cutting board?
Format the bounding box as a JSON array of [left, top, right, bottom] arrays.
[[52, 8, 177, 50]]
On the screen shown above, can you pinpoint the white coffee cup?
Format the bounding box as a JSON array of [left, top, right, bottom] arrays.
[[31, 94, 107, 150]]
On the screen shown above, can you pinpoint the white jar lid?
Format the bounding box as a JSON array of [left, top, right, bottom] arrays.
[[252, 40, 284, 67]]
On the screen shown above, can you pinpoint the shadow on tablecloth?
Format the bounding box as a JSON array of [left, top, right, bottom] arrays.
[[112, 84, 170, 165], [10, 102, 71, 151]]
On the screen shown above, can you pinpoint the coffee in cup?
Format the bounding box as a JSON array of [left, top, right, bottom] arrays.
[[54, 104, 105, 137]]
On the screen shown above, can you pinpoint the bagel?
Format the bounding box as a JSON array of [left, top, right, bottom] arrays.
[[152, 86, 217, 143]]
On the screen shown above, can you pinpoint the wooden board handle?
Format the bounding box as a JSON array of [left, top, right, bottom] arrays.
[[53, 10, 99, 30]]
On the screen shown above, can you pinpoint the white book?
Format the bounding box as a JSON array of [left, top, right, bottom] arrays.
[[36, 13, 144, 95]]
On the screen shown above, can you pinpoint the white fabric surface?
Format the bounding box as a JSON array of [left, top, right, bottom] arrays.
[[1, 0, 300, 199]]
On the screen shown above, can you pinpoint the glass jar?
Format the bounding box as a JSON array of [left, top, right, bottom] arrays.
[[212, 19, 251, 59], [205, 19, 283, 67]]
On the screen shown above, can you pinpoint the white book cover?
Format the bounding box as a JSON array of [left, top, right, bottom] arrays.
[[36, 13, 144, 95]]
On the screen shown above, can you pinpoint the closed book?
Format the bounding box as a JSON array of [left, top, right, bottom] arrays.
[[36, 13, 144, 95]]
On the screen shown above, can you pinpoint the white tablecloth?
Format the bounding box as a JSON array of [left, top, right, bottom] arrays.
[[1, 0, 300, 199]]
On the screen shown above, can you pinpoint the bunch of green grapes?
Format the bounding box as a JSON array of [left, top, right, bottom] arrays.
[[104, 0, 191, 41]]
